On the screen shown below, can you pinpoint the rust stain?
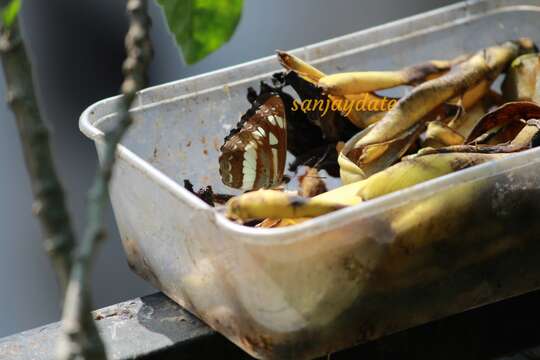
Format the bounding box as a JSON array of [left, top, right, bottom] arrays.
[[203, 149, 208, 156], [94, 311, 118, 321], [123, 236, 163, 290], [342, 256, 373, 282], [94, 306, 134, 321], [239, 333, 274, 354], [213, 137, 221, 151], [186, 140, 192, 147]]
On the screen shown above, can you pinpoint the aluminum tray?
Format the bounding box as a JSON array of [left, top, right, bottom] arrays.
[[80, 1, 540, 358]]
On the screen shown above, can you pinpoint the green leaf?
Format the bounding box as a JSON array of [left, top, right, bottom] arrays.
[[2, 0, 20, 28], [156, 0, 243, 64]]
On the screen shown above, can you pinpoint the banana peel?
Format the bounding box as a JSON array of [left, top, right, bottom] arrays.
[[426, 78, 504, 147], [511, 119, 540, 147], [338, 122, 425, 184], [423, 81, 494, 149], [298, 167, 328, 197], [409, 118, 540, 158], [340, 101, 464, 183], [447, 99, 490, 138], [318, 57, 465, 96], [276, 51, 469, 130], [277, 51, 393, 129], [341, 40, 533, 177], [502, 53, 540, 102], [226, 189, 351, 222], [228, 152, 505, 223], [466, 101, 540, 143], [276, 50, 391, 107], [455, 79, 492, 110], [423, 98, 494, 148], [276, 50, 325, 84], [424, 120, 465, 147]]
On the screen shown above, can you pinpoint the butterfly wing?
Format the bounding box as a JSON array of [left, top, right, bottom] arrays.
[[219, 94, 287, 190]]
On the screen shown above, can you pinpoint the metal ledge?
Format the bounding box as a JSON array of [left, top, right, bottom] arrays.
[[0, 293, 250, 360], [3, 290, 540, 359]]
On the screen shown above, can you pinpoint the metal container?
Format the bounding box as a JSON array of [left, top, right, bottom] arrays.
[[80, 1, 540, 358]]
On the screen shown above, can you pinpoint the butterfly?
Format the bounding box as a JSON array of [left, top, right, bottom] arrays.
[[219, 92, 287, 190]]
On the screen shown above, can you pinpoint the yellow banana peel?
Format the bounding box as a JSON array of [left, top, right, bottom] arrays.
[[318, 59, 455, 95], [228, 152, 505, 223], [424, 120, 465, 147], [225, 190, 349, 221]]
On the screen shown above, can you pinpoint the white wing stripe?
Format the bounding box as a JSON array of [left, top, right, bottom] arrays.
[[269, 132, 279, 145], [275, 116, 285, 128]]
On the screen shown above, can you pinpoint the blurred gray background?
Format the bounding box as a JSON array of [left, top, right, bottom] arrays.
[[0, 0, 457, 337]]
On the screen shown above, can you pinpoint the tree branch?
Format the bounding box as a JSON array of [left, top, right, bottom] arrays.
[[0, 19, 75, 292], [57, 0, 153, 359]]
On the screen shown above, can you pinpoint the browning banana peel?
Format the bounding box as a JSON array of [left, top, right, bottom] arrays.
[[276, 50, 325, 84], [339, 123, 424, 183], [447, 100, 488, 139], [318, 59, 455, 96], [227, 153, 504, 222], [299, 168, 328, 197], [343, 40, 533, 170], [502, 53, 540, 102], [276, 50, 396, 128]]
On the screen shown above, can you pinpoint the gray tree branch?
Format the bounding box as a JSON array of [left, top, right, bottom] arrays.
[[0, 19, 75, 292], [1, 1, 152, 358], [57, 0, 153, 358]]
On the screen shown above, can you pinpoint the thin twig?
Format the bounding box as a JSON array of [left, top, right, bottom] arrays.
[[0, 19, 75, 292], [58, 1, 153, 359]]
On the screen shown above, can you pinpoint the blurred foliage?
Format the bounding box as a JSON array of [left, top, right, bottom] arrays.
[[156, 0, 243, 64], [1, 0, 20, 28]]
